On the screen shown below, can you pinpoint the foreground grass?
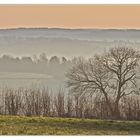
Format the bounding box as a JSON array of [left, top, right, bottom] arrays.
[[0, 116, 140, 135]]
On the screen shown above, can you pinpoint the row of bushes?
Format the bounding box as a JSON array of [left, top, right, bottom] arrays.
[[0, 88, 140, 120]]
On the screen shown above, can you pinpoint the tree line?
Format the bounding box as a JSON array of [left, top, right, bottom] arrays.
[[0, 53, 71, 76], [0, 87, 139, 120], [0, 53, 68, 64]]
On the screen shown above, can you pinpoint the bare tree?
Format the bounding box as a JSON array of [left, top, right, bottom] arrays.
[[66, 46, 140, 119], [66, 94, 73, 117], [49, 56, 60, 65], [42, 89, 51, 116], [24, 89, 42, 116], [39, 53, 48, 63], [54, 90, 65, 117], [4, 89, 21, 115]]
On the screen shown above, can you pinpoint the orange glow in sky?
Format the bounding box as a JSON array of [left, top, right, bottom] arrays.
[[0, 5, 140, 29]]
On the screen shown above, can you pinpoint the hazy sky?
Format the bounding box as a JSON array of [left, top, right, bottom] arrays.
[[0, 5, 140, 29]]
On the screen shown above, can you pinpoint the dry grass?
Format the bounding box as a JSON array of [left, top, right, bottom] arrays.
[[0, 116, 140, 135]]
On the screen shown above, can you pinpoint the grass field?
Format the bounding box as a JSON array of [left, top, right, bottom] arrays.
[[0, 116, 140, 135]]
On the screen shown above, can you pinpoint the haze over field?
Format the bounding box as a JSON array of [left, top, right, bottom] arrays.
[[0, 28, 140, 57], [0, 28, 140, 91]]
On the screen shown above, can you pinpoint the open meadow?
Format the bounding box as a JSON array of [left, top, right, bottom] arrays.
[[0, 116, 140, 135]]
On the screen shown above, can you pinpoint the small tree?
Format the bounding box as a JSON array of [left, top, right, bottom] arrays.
[[4, 89, 21, 115], [54, 90, 65, 117], [39, 53, 48, 63], [49, 56, 60, 65], [42, 89, 51, 116]]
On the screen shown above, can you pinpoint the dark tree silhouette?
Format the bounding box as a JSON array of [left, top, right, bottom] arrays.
[[66, 47, 140, 119], [39, 53, 48, 63], [49, 56, 60, 65]]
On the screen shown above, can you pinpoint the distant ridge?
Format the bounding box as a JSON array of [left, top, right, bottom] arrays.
[[0, 27, 140, 31], [0, 27, 140, 60]]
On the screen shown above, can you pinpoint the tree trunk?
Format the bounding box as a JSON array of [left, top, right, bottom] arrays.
[[106, 99, 120, 120], [104, 97, 114, 119], [112, 101, 121, 120]]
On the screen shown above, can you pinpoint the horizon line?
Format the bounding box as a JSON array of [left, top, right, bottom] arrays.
[[1, 27, 140, 30]]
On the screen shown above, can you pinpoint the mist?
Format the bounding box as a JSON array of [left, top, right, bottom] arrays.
[[0, 28, 140, 92]]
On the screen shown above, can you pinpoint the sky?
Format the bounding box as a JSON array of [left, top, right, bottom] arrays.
[[0, 5, 140, 29]]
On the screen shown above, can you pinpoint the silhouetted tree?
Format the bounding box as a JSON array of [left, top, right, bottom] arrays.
[[49, 56, 60, 65], [62, 57, 67, 64], [39, 53, 48, 63], [21, 56, 33, 64], [66, 47, 140, 119]]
